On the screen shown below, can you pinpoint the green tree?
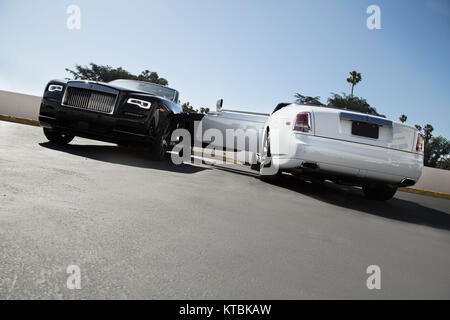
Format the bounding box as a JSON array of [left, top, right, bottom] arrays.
[[422, 124, 434, 166], [415, 124, 450, 169], [136, 69, 169, 85], [437, 156, 450, 170], [65, 63, 168, 86], [423, 124, 434, 144], [181, 103, 209, 114], [425, 136, 450, 167], [327, 93, 384, 117], [294, 93, 324, 105], [346, 71, 362, 97], [399, 114, 407, 123], [181, 102, 198, 113]]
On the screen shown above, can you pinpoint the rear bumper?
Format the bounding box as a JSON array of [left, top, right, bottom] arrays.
[[39, 99, 155, 146], [273, 133, 423, 185]]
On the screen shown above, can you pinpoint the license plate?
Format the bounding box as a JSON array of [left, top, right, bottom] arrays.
[[352, 121, 379, 139]]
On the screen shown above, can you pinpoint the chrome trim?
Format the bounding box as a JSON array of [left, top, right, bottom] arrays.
[[39, 115, 57, 120], [220, 109, 270, 117], [48, 84, 63, 92], [301, 162, 319, 170], [340, 112, 393, 127], [113, 129, 148, 137], [61, 84, 118, 115], [127, 98, 151, 109], [400, 178, 416, 187]]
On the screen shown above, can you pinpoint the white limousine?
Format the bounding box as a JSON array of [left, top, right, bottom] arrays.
[[199, 102, 424, 201]]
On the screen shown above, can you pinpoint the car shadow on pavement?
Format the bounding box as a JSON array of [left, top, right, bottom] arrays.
[[212, 165, 450, 231], [39, 142, 208, 174], [267, 174, 450, 231]]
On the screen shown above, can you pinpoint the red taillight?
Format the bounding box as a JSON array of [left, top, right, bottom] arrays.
[[416, 133, 424, 153], [294, 113, 311, 132]]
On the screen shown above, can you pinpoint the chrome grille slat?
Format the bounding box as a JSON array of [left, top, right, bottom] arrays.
[[63, 87, 117, 114]]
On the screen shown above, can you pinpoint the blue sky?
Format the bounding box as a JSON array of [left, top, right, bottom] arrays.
[[0, 0, 449, 137]]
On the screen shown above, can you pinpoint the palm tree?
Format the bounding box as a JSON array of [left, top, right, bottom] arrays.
[[346, 71, 362, 97], [399, 114, 407, 123]]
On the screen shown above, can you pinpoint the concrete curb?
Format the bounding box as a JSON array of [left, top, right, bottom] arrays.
[[398, 187, 450, 200], [0, 114, 39, 127]]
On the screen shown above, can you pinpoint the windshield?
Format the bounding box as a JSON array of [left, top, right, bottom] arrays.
[[109, 79, 177, 102]]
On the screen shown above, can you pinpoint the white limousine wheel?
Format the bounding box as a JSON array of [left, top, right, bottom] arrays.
[[259, 129, 282, 182], [362, 183, 398, 201]]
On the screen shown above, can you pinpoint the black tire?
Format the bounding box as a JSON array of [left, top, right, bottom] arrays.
[[362, 183, 398, 201], [259, 129, 282, 182], [250, 163, 260, 171], [149, 122, 171, 161], [260, 170, 282, 183], [309, 177, 325, 186], [43, 128, 74, 145]]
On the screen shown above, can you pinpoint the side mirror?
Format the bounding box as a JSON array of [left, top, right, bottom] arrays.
[[216, 99, 223, 112]]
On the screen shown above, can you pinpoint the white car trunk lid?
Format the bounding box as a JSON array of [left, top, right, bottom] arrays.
[[313, 109, 417, 152]]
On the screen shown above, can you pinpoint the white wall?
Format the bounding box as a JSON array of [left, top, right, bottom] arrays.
[[414, 166, 450, 194], [0, 90, 41, 120]]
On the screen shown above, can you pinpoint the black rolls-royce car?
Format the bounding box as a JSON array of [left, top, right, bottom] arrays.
[[39, 79, 184, 160]]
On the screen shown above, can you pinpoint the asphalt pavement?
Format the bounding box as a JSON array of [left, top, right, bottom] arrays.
[[0, 120, 449, 299]]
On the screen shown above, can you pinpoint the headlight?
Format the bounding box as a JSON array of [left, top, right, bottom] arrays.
[[127, 98, 151, 109], [48, 84, 63, 92]]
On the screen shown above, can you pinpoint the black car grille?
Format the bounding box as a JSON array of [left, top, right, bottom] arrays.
[[63, 87, 117, 114]]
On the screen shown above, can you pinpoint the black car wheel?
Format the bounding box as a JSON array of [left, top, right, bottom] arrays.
[[259, 129, 282, 182], [150, 122, 171, 161], [362, 183, 398, 201], [309, 177, 325, 186], [43, 128, 74, 145]]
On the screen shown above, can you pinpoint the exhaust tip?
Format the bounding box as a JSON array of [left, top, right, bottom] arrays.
[[302, 162, 319, 170], [401, 178, 415, 187]]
